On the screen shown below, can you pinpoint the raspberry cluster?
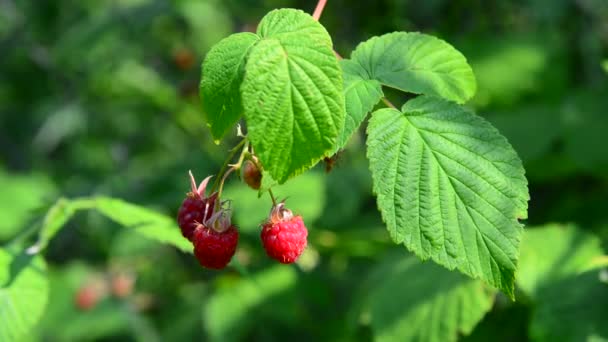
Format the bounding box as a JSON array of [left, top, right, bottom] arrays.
[[177, 170, 308, 270], [178, 171, 238, 269]]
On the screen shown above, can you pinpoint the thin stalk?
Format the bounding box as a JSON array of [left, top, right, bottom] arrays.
[[312, 0, 328, 21], [211, 138, 247, 192], [268, 188, 277, 206]]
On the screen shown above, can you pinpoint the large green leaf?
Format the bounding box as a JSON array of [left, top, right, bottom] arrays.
[[241, 8, 345, 183], [366, 96, 528, 298], [350, 32, 476, 104], [336, 59, 383, 150], [200, 32, 260, 140], [94, 197, 192, 254], [0, 249, 49, 342], [335, 31, 476, 149], [358, 255, 494, 342], [517, 224, 607, 297]]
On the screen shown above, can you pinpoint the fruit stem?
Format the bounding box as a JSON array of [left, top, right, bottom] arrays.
[[381, 97, 398, 109], [312, 0, 328, 21], [217, 141, 250, 198], [268, 188, 277, 206], [211, 137, 247, 193]]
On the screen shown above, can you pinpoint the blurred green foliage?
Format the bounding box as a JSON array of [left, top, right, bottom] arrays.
[[1, 0, 607, 341]]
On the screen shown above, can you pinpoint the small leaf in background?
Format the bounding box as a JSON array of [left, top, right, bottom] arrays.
[[460, 37, 551, 108], [529, 268, 608, 342], [336, 59, 383, 150], [367, 96, 529, 298], [203, 266, 297, 342], [94, 197, 192, 253], [178, 0, 232, 55], [517, 224, 607, 297], [357, 254, 494, 342], [200, 32, 260, 141], [241, 8, 345, 183], [223, 172, 325, 233], [33, 198, 95, 253], [486, 105, 560, 162], [0, 248, 49, 342], [0, 169, 56, 241], [349, 32, 477, 104], [560, 88, 608, 174], [602, 60, 608, 73]]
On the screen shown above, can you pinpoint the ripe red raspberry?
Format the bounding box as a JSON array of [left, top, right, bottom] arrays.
[[192, 202, 239, 269], [260, 203, 308, 264], [242, 159, 262, 190], [177, 171, 218, 241], [193, 225, 239, 269]]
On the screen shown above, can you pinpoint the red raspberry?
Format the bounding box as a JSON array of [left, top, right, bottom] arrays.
[[193, 225, 239, 269], [242, 159, 262, 190], [177, 171, 218, 241], [260, 203, 308, 264], [192, 200, 238, 269]]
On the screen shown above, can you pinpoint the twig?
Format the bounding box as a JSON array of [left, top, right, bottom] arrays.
[[312, 0, 328, 21]]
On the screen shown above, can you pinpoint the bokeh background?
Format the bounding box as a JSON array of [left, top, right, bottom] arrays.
[[1, 0, 607, 341]]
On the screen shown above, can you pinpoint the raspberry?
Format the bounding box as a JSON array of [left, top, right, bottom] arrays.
[[193, 225, 239, 269], [192, 200, 239, 269], [260, 203, 308, 264], [177, 171, 218, 241], [242, 159, 262, 190]]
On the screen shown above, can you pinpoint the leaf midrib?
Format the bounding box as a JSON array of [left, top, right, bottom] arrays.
[[402, 114, 517, 277]]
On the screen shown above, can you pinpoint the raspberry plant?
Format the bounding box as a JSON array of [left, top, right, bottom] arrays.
[[197, 4, 528, 298], [3, 1, 576, 341]]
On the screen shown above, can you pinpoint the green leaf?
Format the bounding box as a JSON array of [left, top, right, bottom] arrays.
[[517, 224, 606, 297], [94, 197, 192, 253], [34, 198, 95, 253], [461, 36, 550, 108], [336, 59, 383, 150], [0, 249, 49, 342], [204, 267, 297, 342], [603, 60, 608, 73], [0, 169, 56, 241], [200, 32, 260, 140], [530, 269, 608, 342], [350, 32, 476, 104], [359, 255, 494, 342], [366, 96, 529, 298], [241, 8, 345, 183]]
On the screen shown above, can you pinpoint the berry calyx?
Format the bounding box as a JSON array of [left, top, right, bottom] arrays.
[[260, 203, 308, 264], [192, 202, 239, 269], [242, 159, 262, 190], [177, 171, 218, 241]]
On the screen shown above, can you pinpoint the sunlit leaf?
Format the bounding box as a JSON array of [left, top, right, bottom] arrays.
[[0, 249, 49, 342], [241, 9, 345, 183], [367, 96, 528, 297]]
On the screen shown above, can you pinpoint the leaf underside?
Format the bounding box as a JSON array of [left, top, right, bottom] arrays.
[[367, 95, 528, 298]]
